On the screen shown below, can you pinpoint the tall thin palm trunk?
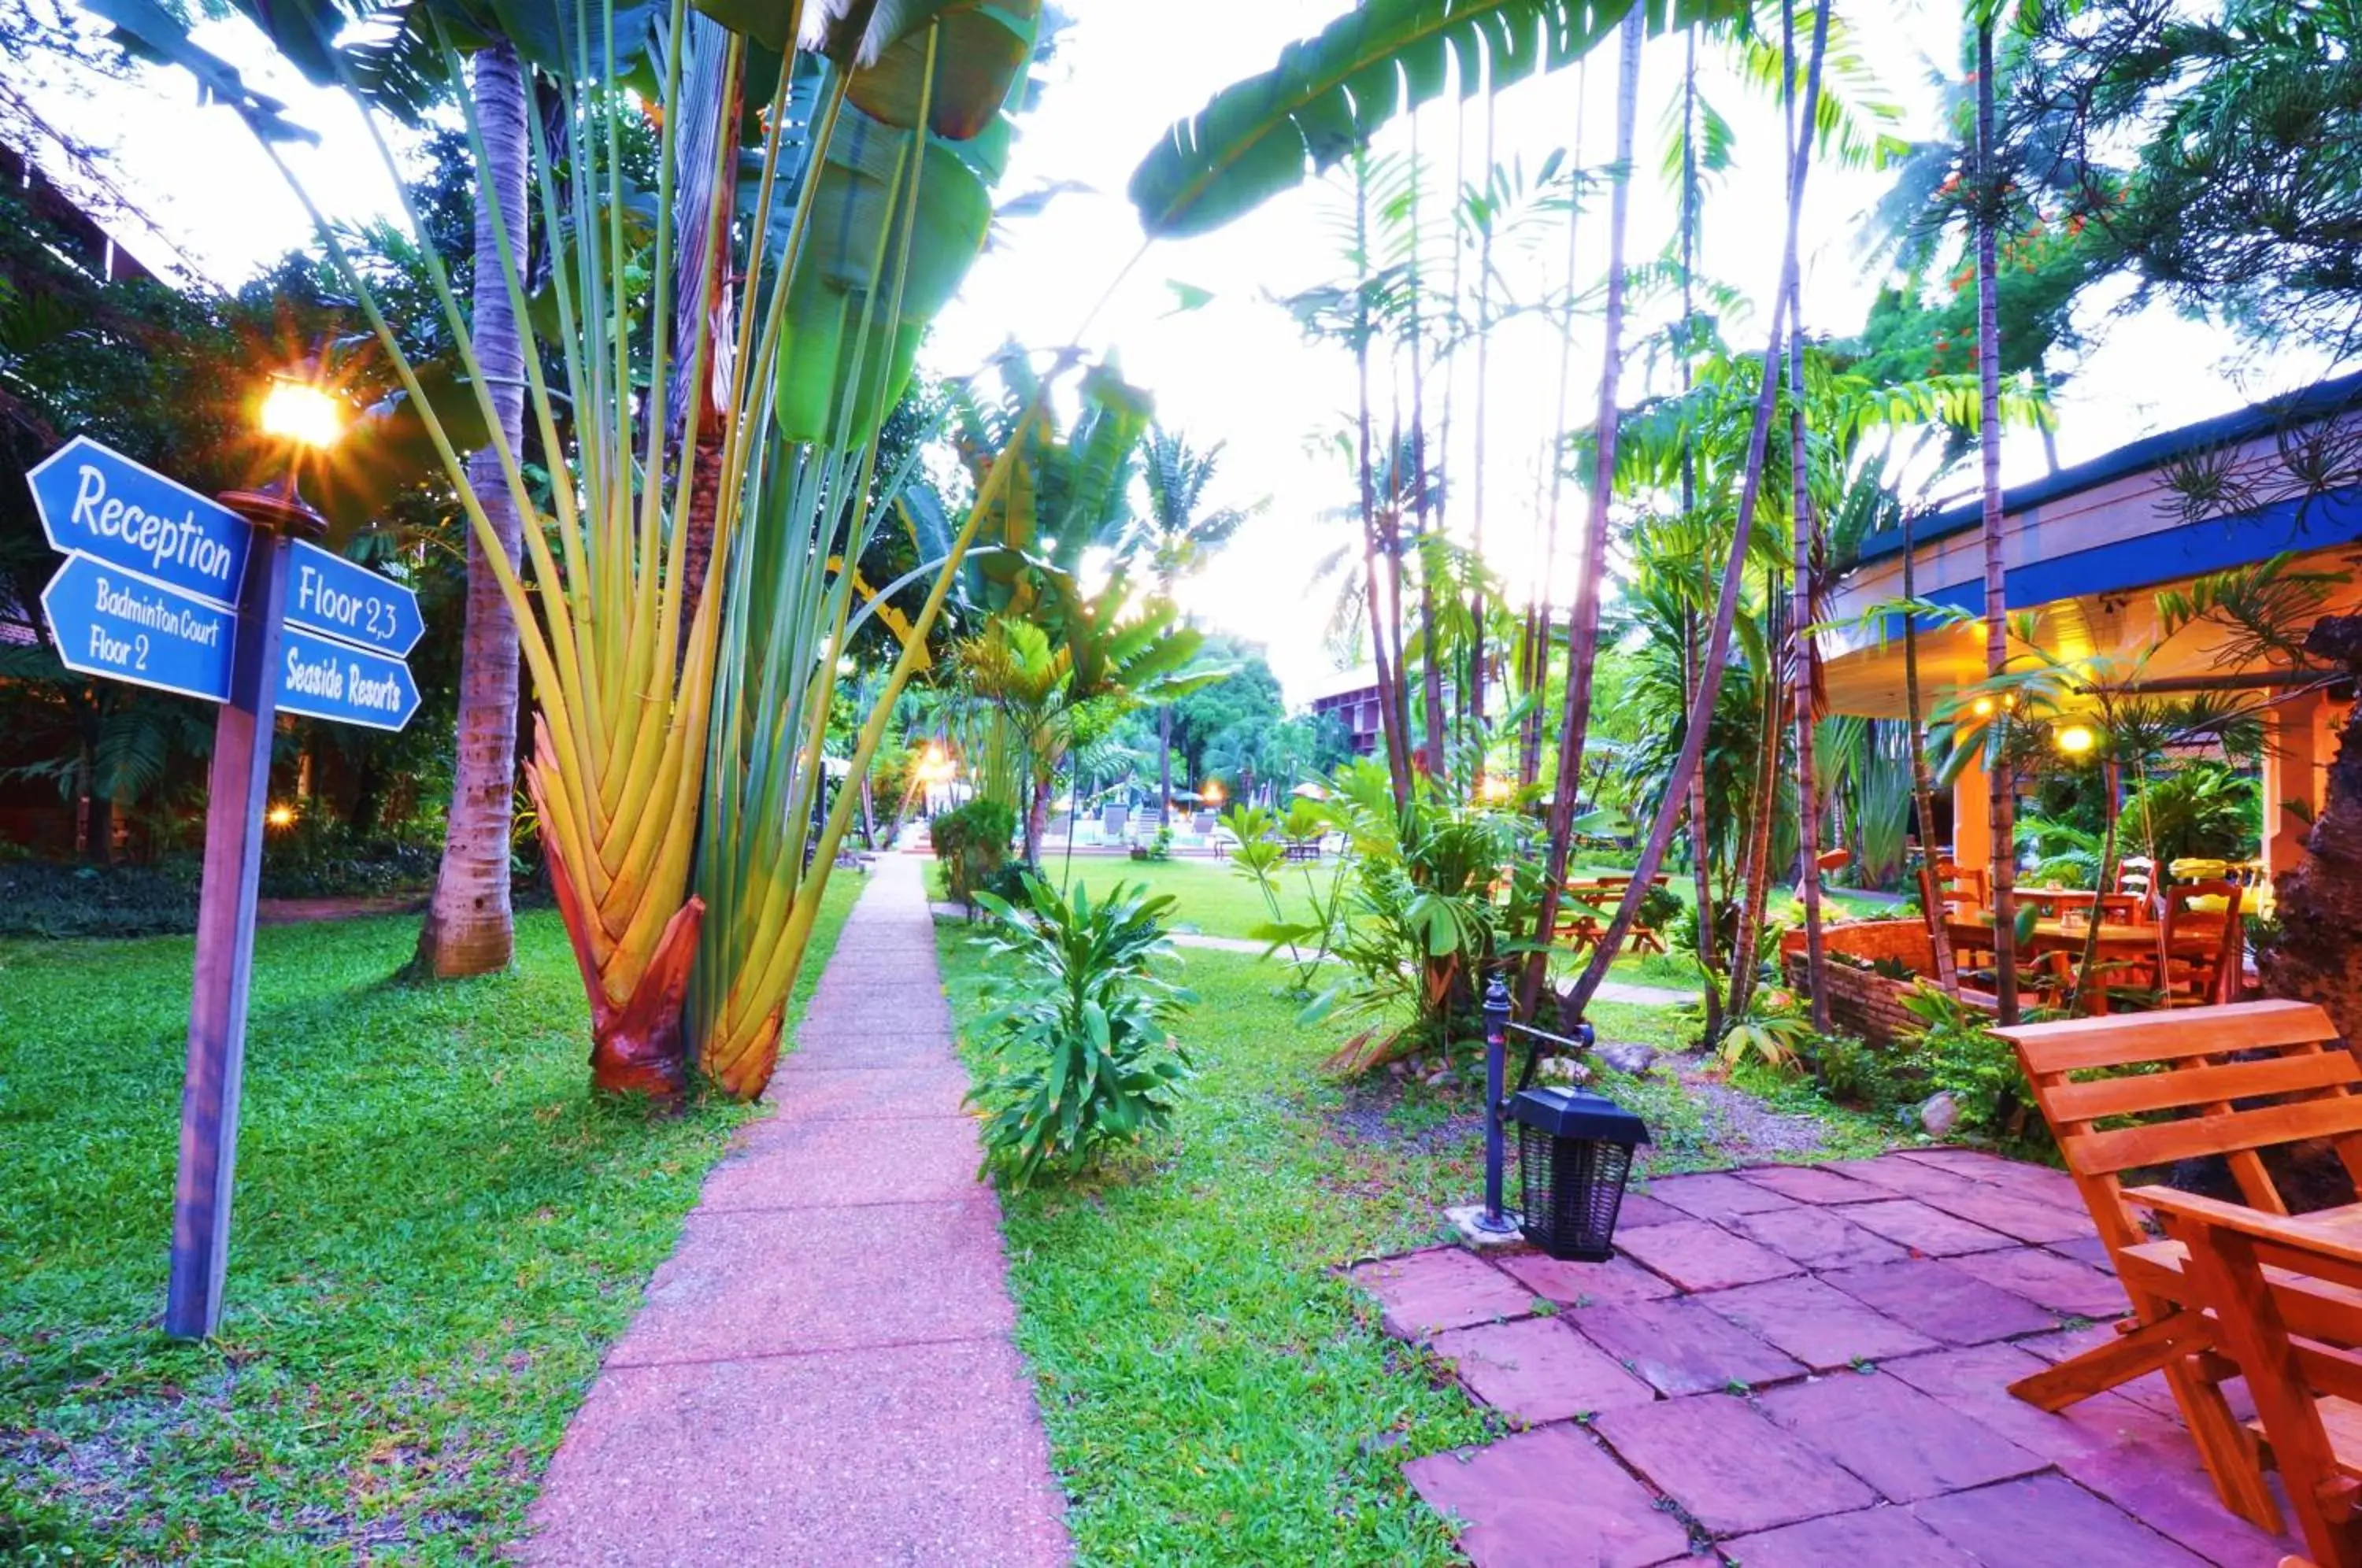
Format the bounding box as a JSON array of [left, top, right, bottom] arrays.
[[1466, 90, 1498, 759], [1353, 152, 1412, 807], [1520, 65, 1587, 790], [1901, 506, 1961, 993], [1976, 17, 2020, 1022], [1676, 30, 1723, 1035], [1568, 0, 1834, 1019], [414, 39, 528, 979], [671, 14, 742, 647], [1520, 9, 1644, 1019], [1727, 605, 1786, 1021], [1783, 0, 1831, 1030], [1407, 114, 1447, 778]]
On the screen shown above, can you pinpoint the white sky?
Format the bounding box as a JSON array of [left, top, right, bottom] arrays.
[[22, 0, 2342, 704]]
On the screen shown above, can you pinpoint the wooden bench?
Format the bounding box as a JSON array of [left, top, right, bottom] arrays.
[[2132, 1185, 2362, 1567], [1994, 999, 2362, 1537]]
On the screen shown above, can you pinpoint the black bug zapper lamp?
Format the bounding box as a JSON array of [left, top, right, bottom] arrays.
[[1508, 1084, 1649, 1260]]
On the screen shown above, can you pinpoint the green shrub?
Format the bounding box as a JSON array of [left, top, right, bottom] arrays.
[[0, 858, 204, 939], [931, 799, 1017, 907], [966, 876, 1194, 1185], [1804, 1033, 1900, 1108], [1634, 881, 1684, 935], [1897, 982, 2031, 1137]]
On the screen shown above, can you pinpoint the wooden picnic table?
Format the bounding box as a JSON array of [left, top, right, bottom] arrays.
[[2012, 886, 2145, 923], [1552, 875, 1671, 957], [1945, 915, 2213, 1013]]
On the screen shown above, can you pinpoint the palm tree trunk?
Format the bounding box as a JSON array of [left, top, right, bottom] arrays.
[[1406, 117, 1448, 780], [1727, 627, 1786, 1021], [1519, 10, 1644, 1019], [1466, 91, 1499, 760], [1976, 18, 2021, 1023], [1900, 506, 1961, 993], [1566, 0, 1833, 1020], [414, 39, 528, 980], [1158, 702, 1174, 819], [1353, 152, 1412, 808], [1783, 0, 1831, 1030]]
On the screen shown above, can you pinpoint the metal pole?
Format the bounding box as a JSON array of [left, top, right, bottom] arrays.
[[165, 486, 317, 1340], [1477, 974, 1518, 1233]]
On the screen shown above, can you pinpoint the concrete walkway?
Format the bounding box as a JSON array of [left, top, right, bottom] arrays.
[[524, 856, 1070, 1566]]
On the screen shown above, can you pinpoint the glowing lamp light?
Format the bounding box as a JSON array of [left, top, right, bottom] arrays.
[[265, 804, 298, 830], [1971, 697, 1994, 717], [259, 377, 345, 449], [2053, 723, 2099, 756], [1479, 776, 1513, 803], [1201, 780, 1225, 805]]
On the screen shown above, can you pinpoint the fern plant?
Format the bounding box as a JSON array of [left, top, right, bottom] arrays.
[[966, 876, 1194, 1185]]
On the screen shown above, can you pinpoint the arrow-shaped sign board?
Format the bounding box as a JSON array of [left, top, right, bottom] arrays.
[[274, 625, 422, 733], [286, 540, 423, 658], [29, 436, 251, 608], [39, 553, 237, 703]]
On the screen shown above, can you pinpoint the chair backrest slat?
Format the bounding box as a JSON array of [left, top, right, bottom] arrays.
[[1998, 999, 2332, 1074], [2048, 1051, 2362, 1123], [2070, 1095, 2362, 1181]]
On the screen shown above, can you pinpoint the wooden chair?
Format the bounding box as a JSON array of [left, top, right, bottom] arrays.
[[2152, 880, 2247, 1008], [1994, 1000, 2362, 1536], [2131, 1185, 2362, 1568]]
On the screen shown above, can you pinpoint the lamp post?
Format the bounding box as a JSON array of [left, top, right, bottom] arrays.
[[165, 368, 342, 1340]]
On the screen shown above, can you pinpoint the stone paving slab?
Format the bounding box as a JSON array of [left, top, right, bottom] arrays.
[[1593, 1393, 1878, 1536], [1732, 1162, 1890, 1205], [1913, 1473, 2212, 1568], [1820, 1257, 2063, 1345], [526, 857, 1069, 1563], [1722, 1504, 1985, 1568], [1495, 1252, 1675, 1307], [1700, 1276, 1937, 1371], [1757, 1370, 2045, 1501], [1725, 1204, 1910, 1271], [1881, 1342, 2179, 1463], [1970, 1242, 2132, 1318], [523, 1337, 1068, 1567], [1350, 1247, 1538, 1337], [1612, 1218, 1801, 1291], [1609, 1191, 1686, 1229], [1644, 1171, 1800, 1221], [1841, 1196, 2019, 1256], [1402, 1426, 1692, 1568], [1572, 1297, 1805, 1396], [1916, 1181, 2101, 1245], [1430, 1317, 1657, 1423], [1353, 1149, 2301, 1566]]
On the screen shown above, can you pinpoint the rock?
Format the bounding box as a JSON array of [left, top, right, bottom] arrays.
[[1540, 1056, 1590, 1085], [1594, 1041, 1659, 1078], [1920, 1091, 1962, 1137], [1388, 1060, 1409, 1078]]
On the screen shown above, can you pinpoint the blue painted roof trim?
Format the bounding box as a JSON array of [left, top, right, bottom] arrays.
[[1867, 488, 2362, 640], [1858, 368, 2362, 564]]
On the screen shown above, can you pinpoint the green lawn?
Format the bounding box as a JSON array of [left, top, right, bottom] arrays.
[[1035, 852, 1294, 941], [939, 930, 1890, 1564], [0, 872, 862, 1562]]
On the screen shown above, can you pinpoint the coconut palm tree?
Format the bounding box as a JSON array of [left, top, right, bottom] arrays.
[[1127, 425, 1261, 817]]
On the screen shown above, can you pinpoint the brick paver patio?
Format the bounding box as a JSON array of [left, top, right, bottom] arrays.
[[1359, 1148, 2300, 1566], [522, 856, 1069, 1566]]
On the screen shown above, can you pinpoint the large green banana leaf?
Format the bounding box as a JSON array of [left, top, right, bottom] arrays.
[[1128, 0, 1750, 239]]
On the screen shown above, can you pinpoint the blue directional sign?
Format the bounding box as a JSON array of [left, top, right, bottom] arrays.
[[287, 541, 424, 657], [39, 553, 236, 703], [274, 624, 422, 733], [28, 436, 250, 608]]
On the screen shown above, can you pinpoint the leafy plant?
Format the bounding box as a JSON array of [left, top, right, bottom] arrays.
[[1712, 992, 1814, 1073], [1897, 982, 2028, 1137], [931, 799, 1017, 908], [2122, 761, 2260, 866], [966, 877, 1195, 1185]]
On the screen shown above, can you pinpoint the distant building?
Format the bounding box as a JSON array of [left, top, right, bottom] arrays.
[[1307, 665, 1386, 756], [1819, 371, 2362, 882]]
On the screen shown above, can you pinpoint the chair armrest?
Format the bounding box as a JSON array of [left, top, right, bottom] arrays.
[[2125, 1185, 2362, 1270]]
